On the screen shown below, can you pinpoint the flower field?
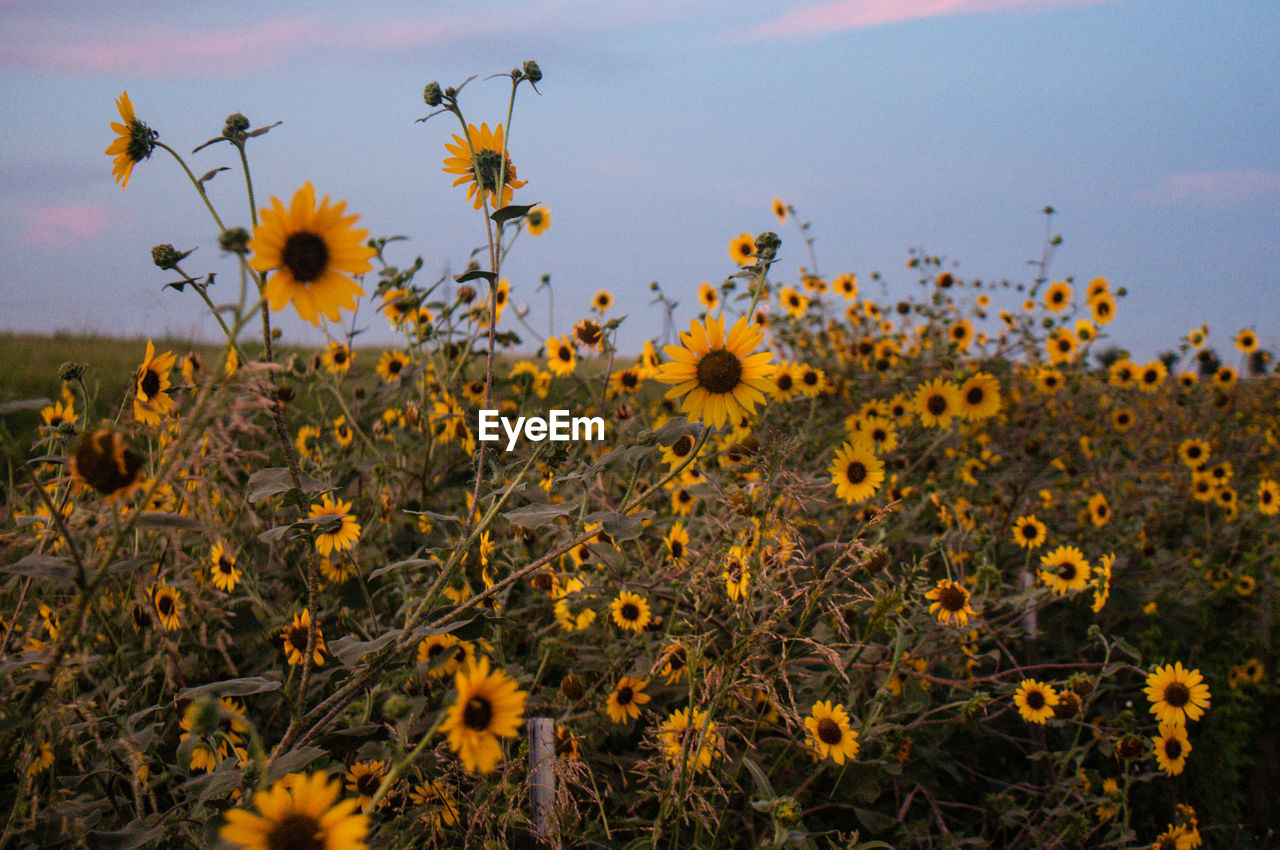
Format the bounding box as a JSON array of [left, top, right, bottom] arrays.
[[2, 65, 1278, 849]]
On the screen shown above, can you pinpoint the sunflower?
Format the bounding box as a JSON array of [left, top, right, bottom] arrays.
[[310, 495, 361, 557], [958, 373, 1001, 421], [248, 183, 375, 326], [322, 342, 353, 374], [409, 780, 460, 828], [912, 378, 962, 428], [345, 760, 388, 810], [526, 205, 551, 236], [592, 289, 614, 313], [924, 579, 976, 627], [697, 281, 720, 312], [1013, 679, 1059, 724], [834, 273, 858, 299], [71, 428, 144, 501], [1137, 360, 1167, 393], [779, 286, 809, 318], [1092, 552, 1115, 613], [605, 677, 651, 724], [281, 609, 326, 666], [220, 771, 368, 850], [1234, 328, 1258, 353], [1213, 366, 1238, 389], [657, 315, 776, 430], [1046, 328, 1078, 364], [771, 197, 788, 222], [1153, 723, 1191, 776], [1044, 281, 1072, 312], [770, 362, 800, 402], [574, 319, 605, 351], [729, 233, 756, 266], [1144, 662, 1211, 726], [442, 657, 527, 773], [377, 350, 411, 383], [1111, 407, 1135, 431], [150, 585, 182, 631], [805, 701, 860, 765], [418, 633, 474, 679], [796, 363, 826, 397], [133, 339, 177, 425], [854, 415, 899, 454], [1088, 493, 1110, 527], [210, 541, 240, 593], [948, 319, 974, 351], [722, 546, 751, 600], [610, 590, 652, 632], [829, 439, 885, 504], [1258, 479, 1280, 515], [41, 400, 78, 430], [442, 122, 527, 210], [105, 91, 155, 190], [545, 335, 577, 377], [1038, 545, 1091, 595], [296, 425, 323, 463], [664, 523, 689, 564], [1035, 367, 1064, 395], [657, 707, 721, 773]]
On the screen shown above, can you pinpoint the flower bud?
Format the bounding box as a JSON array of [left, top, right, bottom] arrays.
[[522, 60, 543, 83], [190, 697, 221, 736], [219, 227, 250, 255], [382, 693, 411, 721], [59, 361, 86, 382], [771, 796, 801, 827], [151, 243, 181, 269], [422, 82, 443, 107], [222, 112, 250, 139], [560, 674, 583, 701], [753, 231, 781, 263], [456, 284, 477, 305]]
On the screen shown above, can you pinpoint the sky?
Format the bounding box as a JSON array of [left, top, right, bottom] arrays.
[[1, 0, 1278, 362]]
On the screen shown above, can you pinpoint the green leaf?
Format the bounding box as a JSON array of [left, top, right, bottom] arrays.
[[2, 554, 75, 582], [490, 202, 539, 224], [853, 807, 897, 834], [454, 269, 498, 284], [134, 512, 204, 530], [266, 746, 328, 784], [329, 630, 403, 668], [0, 398, 51, 416], [367, 557, 436, 580], [247, 467, 327, 503], [502, 501, 574, 528], [179, 676, 283, 700]]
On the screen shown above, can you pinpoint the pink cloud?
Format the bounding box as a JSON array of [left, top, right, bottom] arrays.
[[20, 203, 110, 248], [742, 0, 1112, 39], [1140, 171, 1280, 207]]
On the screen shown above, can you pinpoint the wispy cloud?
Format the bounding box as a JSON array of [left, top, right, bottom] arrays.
[[741, 0, 1112, 40], [0, 2, 688, 77], [1140, 170, 1280, 207], [19, 203, 110, 248]]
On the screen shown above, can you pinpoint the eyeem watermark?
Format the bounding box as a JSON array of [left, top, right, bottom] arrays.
[[478, 409, 606, 451]]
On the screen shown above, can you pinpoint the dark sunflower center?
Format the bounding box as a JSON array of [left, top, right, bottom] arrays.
[[1163, 682, 1190, 707], [622, 372, 638, 388], [966, 387, 984, 405], [620, 603, 640, 621], [727, 560, 742, 581], [777, 374, 793, 390], [288, 626, 308, 649], [1051, 291, 1064, 304], [281, 232, 329, 283], [427, 642, 445, 660], [670, 541, 684, 559], [126, 121, 156, 163], [1059, 563, 1077, 581], [802, 371, 818, 386], [1025, 690, 1045, 710], [334, 350, 347, 364], [464, 696, 493, 730], [1187, 446, 1202, 458], [672, 435, 693, 456], [389, 359, 403, 373], [696, 349, 744, 395], [557, 346, 572, 362], [816, 717, 843, 745], [1057, 339, 1071, 352], [157, 595, 173, 615], [357, 773, 381, 795], [266, 812, 324, 850], [926, 394, 947, 416], [139, 369, 161, 399], [1164, 739, 1182, 759], [616, 686, 633, 705], [1021, 525, 1037, 539], [218, 555, 234, 574], [846, 461, 867, 484], [938, 585, 967, 611]]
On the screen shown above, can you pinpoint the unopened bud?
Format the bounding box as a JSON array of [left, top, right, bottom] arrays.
[[219, 227, 250, 255], [151, 243, 181, 269], [222, 112, 250, 139], [59, 361, 86, 382], [753, 231, 781, 263], [423, 82, 443, 107], [522, 60, 543, 83], [456, 285, 477, 305]]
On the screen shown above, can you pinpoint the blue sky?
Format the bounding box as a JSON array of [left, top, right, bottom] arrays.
[[1, 0, 1278, 360]]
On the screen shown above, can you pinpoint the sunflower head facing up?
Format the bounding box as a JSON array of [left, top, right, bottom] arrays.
[[219, 771, 368, 850], [105, 91, 156, 190], [249, 182, 376, 326], [442, 656, 528, 773], [442, 122, 527, 210], [1144, 661, 1211, 726], [657, 315, 776, 430]]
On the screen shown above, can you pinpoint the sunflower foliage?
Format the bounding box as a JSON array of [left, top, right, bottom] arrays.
[[1, 66, 1278, 850]]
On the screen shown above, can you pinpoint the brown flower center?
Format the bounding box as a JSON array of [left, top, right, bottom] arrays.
[[282, 232, 329, 283], [776, 373, 793, 391], [966, 387, 984, 405], [937, 584, 968, 612], [1025, 689, 1045, 710], [1163, 682, 1190, 708], [926, 394, 947, 416], [139, 369, 161, 399], [816, 717, 843, 745], [1163, 738, 1182, 760], [846, 461, 867, 485], [616, 686, 633, 706], [620, 603, 640, 621], [266, 812, 325, 850], [463, 696, 493, 731], [696, 349, 744, 395], [671, 435, 694, 456]]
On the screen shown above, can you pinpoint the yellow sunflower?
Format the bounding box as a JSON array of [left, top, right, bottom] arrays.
[[441, 656, 527, 773], [1038, 545, 1091, 595], [1153, 723, 1191, 776], [1258, 479, 1280, 515], [805, 701, 860, 765], [545, 335, 577, 377], [957, 372, 1001, 421], [605, 676, 651, 724], [248, 182, 376, 326], [1043, 280, 1072, 312], [526, 205, 551, 235], [924, 579, 976, 627], [376, 350, 411, 383], [722, 545, 751, 600], [442, 122, 527, 210], [321, 341, 354, 374], [1088, 493, 1111, 527], [912, 378, 962, 428], [105, 91, 155, 190], [698, 281, 720, 312], [281, 609, 326, 666], [150, 585, 183, 631], [593, 289, 614, 312], [71, 428, 144, 501], [729, 232, 756, 266], [41, 399, 77, 430], [1144, 662, 1211, 726], [657, 315, 776, 429], [220, 771, 368, 850], [1012, 514, 1048, 549], [310, 495, 361, 557], [134, 339, 177, 426], [771, 197, 788, 222], [610, 590, 652, 632], [658, 707, 721, 773], [1013, 679, 1059, 724], [829, 439, 885, 504], [1090, 291, 1116, 324], [344, 760, 388, 810], [210, 541, 240, 593]]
